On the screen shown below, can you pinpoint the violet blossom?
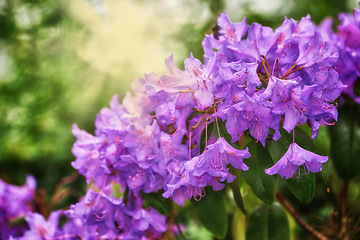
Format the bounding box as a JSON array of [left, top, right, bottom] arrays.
[[265, 143, 328, 179], [0, 176, 36, 239]]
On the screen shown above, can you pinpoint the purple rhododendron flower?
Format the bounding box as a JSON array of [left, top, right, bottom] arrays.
[[18, 210, 63, 240], [0, 176, 36, 239], [265, 142, 328, 179], [193, 137, 250, 174], [319, 9, 359, 103], [204, 12, 344, 141], [64, 189, 167, 239], [71, 124, 109, 188], [338, 9, 360, 49], [0, 175, 36, 220], [163, 137, 250, 206], [65, 190, 119, 237], [223, 94, 282, 145], [184, 53, 218, 110]]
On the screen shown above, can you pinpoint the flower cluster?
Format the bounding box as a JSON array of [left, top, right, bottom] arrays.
[[63, 189, 166, 239], [320, 9, 360, 103], [0, 176, 36, 239], [203, 12, 345, 141], [5, 10, 353, 240], [61, 12, 344, 238]]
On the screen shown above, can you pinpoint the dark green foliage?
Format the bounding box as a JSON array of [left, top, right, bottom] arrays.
[[142, 191, 172, 216], [246, 203, 290, 240], [330, 99, 360, 180], [228, 167, 247, 214], [288, 0, 348, 24], [243, 140, 278, 205], [192, 188, 228, 239]]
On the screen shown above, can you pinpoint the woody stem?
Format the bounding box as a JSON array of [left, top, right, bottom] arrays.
[[276, 192, 328, 240], [338, 181, 349, 240]]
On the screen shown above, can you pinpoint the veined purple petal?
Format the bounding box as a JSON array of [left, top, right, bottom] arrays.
[[265, 143, 328, 179]]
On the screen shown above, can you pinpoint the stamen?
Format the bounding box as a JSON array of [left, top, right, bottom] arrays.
[[296, 168, 301, 179], [191, 186, 204, 201], [282, 63, 297, 78], [303, 163, 310, 175], [313, 97, 333, 111], [292, 98, 306, 115], [211, 152, 229, 171], [275, 59, 279, 78], [179, 90, 195, 93], [200, 188, 206, 197], [321, 119, 336, 126], [282, 64, 304, 79], [170, 128, 179, 136], [258, 73, 268, 85], [261, 61, 270, 79], [194, 194, 202, 201], [95, 209, 107, 221], [261, 55, 273, 76]]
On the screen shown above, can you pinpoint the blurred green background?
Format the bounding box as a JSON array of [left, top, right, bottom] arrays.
[[0, 0, 357, 216]]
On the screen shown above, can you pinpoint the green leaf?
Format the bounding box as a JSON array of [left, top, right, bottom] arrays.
[[192, 188, 228, 239], [142, 191, 172, 216], [243, 140, 278, 205], [283, 172, 316, 204], [110, 182, 122, 199], [246, 203, 290, 240], [123, 187, 129, 206], [267, 128, 316, 204], [329, 99, 360, 180], [228, 167, 247, 214]]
